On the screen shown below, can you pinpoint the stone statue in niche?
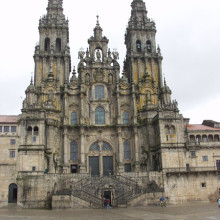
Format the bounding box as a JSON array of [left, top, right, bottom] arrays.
[[112, 49, 119, 60], [96, 49, 101, 62], [108, 74, 113, 84], [86, 74, 90, 84], [78, 48, 85, 61]]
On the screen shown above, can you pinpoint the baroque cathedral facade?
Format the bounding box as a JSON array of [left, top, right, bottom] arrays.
[[1, 0, 220, 208]]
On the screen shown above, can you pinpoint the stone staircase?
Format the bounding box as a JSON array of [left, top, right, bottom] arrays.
[[53, 175, 163, 208]]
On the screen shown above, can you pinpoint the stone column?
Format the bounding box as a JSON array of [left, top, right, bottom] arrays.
[[63, 128, 68, 165], [80, 127, 86, 173], [132, 83, 137, 124], [117, 127, 124, 173], [42, 57, 46, 81], [134, 127, 140, 171]]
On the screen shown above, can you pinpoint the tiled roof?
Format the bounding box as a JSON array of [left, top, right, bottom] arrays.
[[0, 115, 19, 123], [187, 124, 220, 131]]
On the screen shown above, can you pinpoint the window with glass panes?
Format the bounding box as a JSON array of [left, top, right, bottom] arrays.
[[9, 150, 15, 158], [124, 141, 131, 160], [123, 112, 129, 124], [71, 112, 77, 125], [11, 126, 17, 132], [70, 142, 78, 161], [10, 139, 16, 145], [95, 107, 105, 124], [4, 126, 9, 132], [95, 85, 104, 99], [0, 126, 2, 132]]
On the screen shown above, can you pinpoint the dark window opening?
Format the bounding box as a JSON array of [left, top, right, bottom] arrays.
[[56, 38, 61, 52], [70, 164, 78, 173], [201, 183, 206, 188], [146, 40, 152, 53], [216, 160, 220, 171], [44, 38, 50, 52], [0, 126, 2, 132], [34, 126, 39, 136], [136, 40, 141, 52], [32, 166, 36, 171], [27, 126, 32, 133], [125, 163, 131, 172], [186, 164, 190, 172]]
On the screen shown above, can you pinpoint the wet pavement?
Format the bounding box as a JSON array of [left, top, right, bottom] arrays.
[[0, 202, 220, 220]]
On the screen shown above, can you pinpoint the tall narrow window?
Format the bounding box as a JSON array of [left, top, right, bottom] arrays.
[[34, 126, 39, 136], [44, 38, 50, 52], [88, 88, 92, 100], [71, 112, 77, 125], [88, 104, 91, 119], [123, 112, 129, 125], [136, 40, 141, 52], [146, 40, 152, 53], [70, 142, 78, 161], [109, 104, 111, 121], [9, 150, 15, 158], [56, 38, 61, 52], [0, 126, 2, 132], [124, 141, 131, 160], [95, 85, 104, 99], [95, 107, 105, 125]]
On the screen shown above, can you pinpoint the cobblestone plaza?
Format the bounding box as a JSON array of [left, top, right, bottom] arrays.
[[0, 202, 220, 220]]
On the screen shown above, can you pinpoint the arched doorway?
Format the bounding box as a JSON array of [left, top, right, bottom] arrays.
[[88, 141, 114, 176], [8, 183, 17, 203]]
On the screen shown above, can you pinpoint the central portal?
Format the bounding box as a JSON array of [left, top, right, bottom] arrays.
[[103, 156, 113, 176]]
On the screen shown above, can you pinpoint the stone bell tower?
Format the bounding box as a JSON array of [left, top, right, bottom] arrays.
[[34, 0, 71, 87], [18, 0, 71, 174], [124, 0, 163, 115]]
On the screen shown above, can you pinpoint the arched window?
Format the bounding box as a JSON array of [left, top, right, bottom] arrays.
[[202, 135, 207, 142], [95, 107, 105, 125], [189, 135, 195, 142], [34, 126, 39, 136], [95, 85, 104, 99], [196, 135, 201, 143], [165, 126, 169, 134], [214, 135, 220, 142], [208, 135, 213, 142], [136, 40, 141, 52], [56, 38, 61, 52], [90, 142, 100, 151], [44, 38, 50, 52], [71, 112, 77, 125], [102, 142, 112, 151], [170, 126, 176, 135], [123, 112, 129, 125], [70, 142, 78, 161], [27, 126, 32, 135], [146, 40, 152, 53], [124, 141, 131, 160]]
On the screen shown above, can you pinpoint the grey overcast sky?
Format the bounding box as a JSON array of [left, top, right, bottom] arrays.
[[0, 0, 220, 124]]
